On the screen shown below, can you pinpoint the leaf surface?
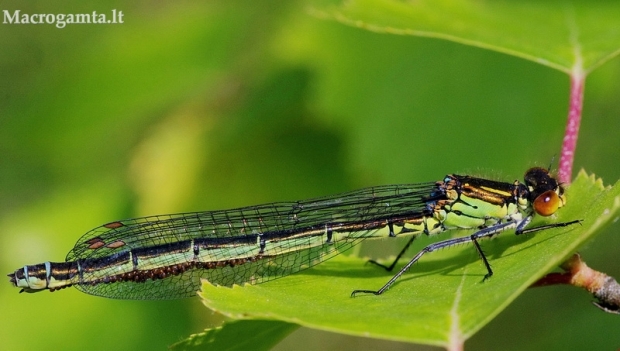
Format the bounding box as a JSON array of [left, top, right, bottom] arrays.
[[199, 171, 620, 347], [310, 0, 620, 74]]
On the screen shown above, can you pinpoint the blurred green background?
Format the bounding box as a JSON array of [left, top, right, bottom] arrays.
[[1, 1, 619, 350]]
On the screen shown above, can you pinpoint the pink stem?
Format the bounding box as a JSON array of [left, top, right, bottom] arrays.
[[558, 74, 584, 184]]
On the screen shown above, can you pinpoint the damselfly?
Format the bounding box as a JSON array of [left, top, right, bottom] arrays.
[[9, 167, 580, 300]]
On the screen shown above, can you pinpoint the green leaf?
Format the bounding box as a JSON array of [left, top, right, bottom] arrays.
[[170, 320, 298, 351], [199, 171, 620, 347], [310, 0, 620, 74]]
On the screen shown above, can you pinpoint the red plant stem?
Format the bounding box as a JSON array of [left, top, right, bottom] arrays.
[[558, 74, 584, 184]]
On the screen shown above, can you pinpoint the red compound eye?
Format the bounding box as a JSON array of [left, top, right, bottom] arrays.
[[533, 190, 560, 216]]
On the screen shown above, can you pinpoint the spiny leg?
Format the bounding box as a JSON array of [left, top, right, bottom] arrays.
[[515, 219, 582, 235], [367, 235, 417, 272], [350, 232, 488, 297], [351, 218, 582, 297], [471, 237, 493, 281], [351, 221, 521, 296]]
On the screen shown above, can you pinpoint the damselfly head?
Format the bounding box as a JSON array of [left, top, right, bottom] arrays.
[[524, 167, 566, 216]]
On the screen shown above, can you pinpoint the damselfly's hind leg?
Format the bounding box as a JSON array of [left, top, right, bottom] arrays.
[[366, 236, 417, 272]]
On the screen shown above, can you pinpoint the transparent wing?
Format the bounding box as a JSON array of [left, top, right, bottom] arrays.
[[67, 183, 437, 299]]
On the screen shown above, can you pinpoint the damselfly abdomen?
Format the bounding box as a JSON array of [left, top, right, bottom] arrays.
[[8, 167, 580, 300]]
